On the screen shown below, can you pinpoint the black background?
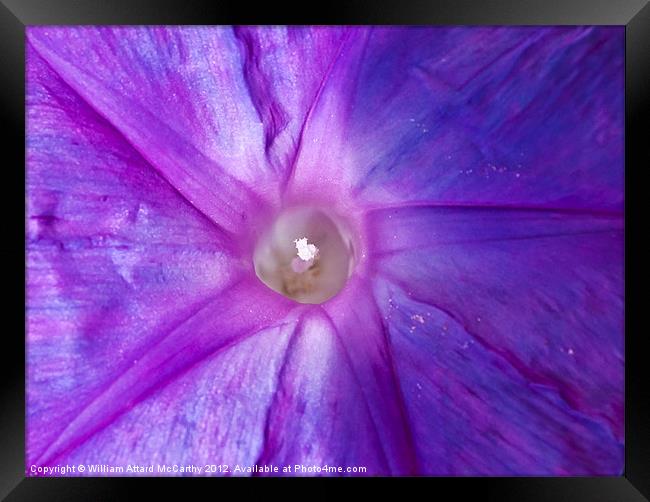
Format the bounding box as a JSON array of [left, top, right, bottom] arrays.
[[1, 0, 647, 499]]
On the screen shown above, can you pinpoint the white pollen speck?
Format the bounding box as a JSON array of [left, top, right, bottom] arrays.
[[411, 314, 425, 324], [294, 237, 318, 261], [568, 348, 574, 355]]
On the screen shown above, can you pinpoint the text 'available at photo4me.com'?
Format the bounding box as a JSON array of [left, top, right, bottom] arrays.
[[29, 463, 369, 475]]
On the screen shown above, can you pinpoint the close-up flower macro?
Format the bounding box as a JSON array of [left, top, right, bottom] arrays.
[[26, 26, 624, 476]]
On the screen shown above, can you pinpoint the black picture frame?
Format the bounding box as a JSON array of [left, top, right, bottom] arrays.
[[2, 0, 647, 499]]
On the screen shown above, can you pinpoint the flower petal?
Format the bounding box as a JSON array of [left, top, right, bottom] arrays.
[[27, 27, 275, 234], [320, 276, 418, 474], [235, 282, 422, 475], [251, 308, 390, 475], [54, 322, 298, 474], [30, 277, 297, 468], [368, 205, 624, 471], [288, 27, 623, 211], [27, 44, 297, 467], [373, 278, 623, 474], [232, 27, 349, 183]]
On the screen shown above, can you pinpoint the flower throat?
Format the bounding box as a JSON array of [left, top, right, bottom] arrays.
[[253, 207, 355, 304]]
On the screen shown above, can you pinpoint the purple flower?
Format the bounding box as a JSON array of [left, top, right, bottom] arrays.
[[26, 26, 624, 476]]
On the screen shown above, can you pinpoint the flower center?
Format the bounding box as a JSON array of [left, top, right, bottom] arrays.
[[253, 207, 355, 304]]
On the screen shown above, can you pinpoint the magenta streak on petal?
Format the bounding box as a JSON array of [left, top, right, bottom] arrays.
[[401, 285, 616, 429], [277, 30, 357, 192], [314, 312, 393, 472], [34, 277, 298, 467], [283, 28, 371, 202], [362, 200, 623, 218], [321, 275, 419, 474]]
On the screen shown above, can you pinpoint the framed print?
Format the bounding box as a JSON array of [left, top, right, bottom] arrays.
[[2, 0, 648, 499]]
